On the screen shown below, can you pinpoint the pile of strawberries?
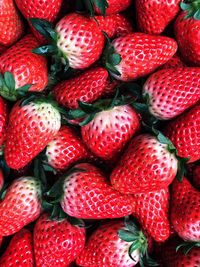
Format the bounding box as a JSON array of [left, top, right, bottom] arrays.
[[0, 0, 200, 266]]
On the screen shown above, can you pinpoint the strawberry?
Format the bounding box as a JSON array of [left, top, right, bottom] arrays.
[[0, 96, 8, 146], [174, 2, 200, 66], [45, 126, 91, 170], [34, 213, 86, 267], [31, 13, 105, 70], [0, 45, 6, 55], [48, 163, 134, 219], [0, 0, 24, 47], [95, 15, 117, 38], [0, 35, 48, 101], [164, 102, 200, 162], [53, 67, 109, 109], [76, 219, 156, 267], [5, 97, 61, 170], [94, 0, 132, 15], [112, 13, 134, 37], [0, 176, 42, 236], [160, 53, 186, 70], [101, 78, 120, 98], [0, 229, 34, 266], [80, 104, 140, 163], [136, 0, 180, 34], [110, 134, 178, 194], [143, 67, 200, 120], [15, 0, 62, 40], [171, 177, 200, 241], [0, 169, 4, 191], [132, 188, 170, 242], [104, 33, 177, 81], [155, 236, 200, 267]]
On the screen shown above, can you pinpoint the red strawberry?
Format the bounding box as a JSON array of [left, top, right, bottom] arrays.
[[5, 97, 61, 170], [155, 236, 200, 267], [0, 96, 8, 146], [132, 188, 170, 242], [48, 163, 134, 219], [0, 45, 6, 55], [76, 220, 155, 267], [0, 35, 48, 101], [164, 102, 200, 162], [174, 3, 200, 66], [53, 67, 108, 109], [34, 213, 86, 267], [94, 0, 132, 15], [0, 229, 34, 266], [45, 126, 91, 170], [0, 0, 24, 47], [101, 78, 120, 98], [105, 33, 177, 81], [15, 0, 62, 40], [111, 134, 178, 194], [0, 169, 4, 191], [0, 176, 42, 236], [136, 0, 180, 34], [31, 13, 105, 70], [171, 177, 200, 241], [112, 13, 134, 37], [80, 104, 140, 163], [160, 53, 186, 70], [143, 67, 200, 120], [95, 15, 117, 38]]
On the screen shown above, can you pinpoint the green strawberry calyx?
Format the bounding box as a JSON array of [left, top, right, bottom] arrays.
[[176, 241, 200, 254], [30, 18, 70, 76], [102, 33, 122, 77], [66, 86, 140, 126], [78, 0, 109, 16], [181, 0, 200, 20], [118, 218, 158, 267], [0, 72, 32, 101]]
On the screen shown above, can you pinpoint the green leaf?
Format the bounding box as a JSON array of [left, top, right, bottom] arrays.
[[124, 217, 140, 233], [194, 9, 200, 19], [180, 2, 191, 10], [78, 101, 102, 113], [118, 230, 138, 242], [0, 74, 5, 88], [93, 0, 109, 16], [176, 157, 189, 182], [68, 217, 85, 227], [32, 45, 58, 55], [79, 113, 96, 126], [106, 62, 121, 76], [108, 53, 122, 66], [67, 109, 87, 120], [4, 72, 15, 90], [30, 18, 57, 41]]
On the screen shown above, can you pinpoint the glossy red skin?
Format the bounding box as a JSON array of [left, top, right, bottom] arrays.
[[111, 134, 178, 194], [0, 96, 8, 146], [156, 236, 200, 267], [54, 67, 108, 109], [95, 0, 131, 15], [15, 0, 62, 41], [143, 67, 200, 120], [34, 213, 86, 267], [56, 13, 105, 69], [136, 0, 180, 34], [112, 13, 134, 37], [95, 15, 117, 38], [46, 126, 91, 170], [81, 105, 140, 163], [76, 221, 139, 267], [0, 0, 24, 46], [164, 103, 200, 162], [0, 177, 42, 236], [171, 178, 200, 241], [112, 33, 177, 81], [132, 188, 170, 242], [61, 163, 134, 219], [0, 229, 34, 266], [0, 34, 48, 92], [175, 12, 200, 66], [0, 169, 4, 191], [160, 53, 186, 70], [5, 100, 61, 170]]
